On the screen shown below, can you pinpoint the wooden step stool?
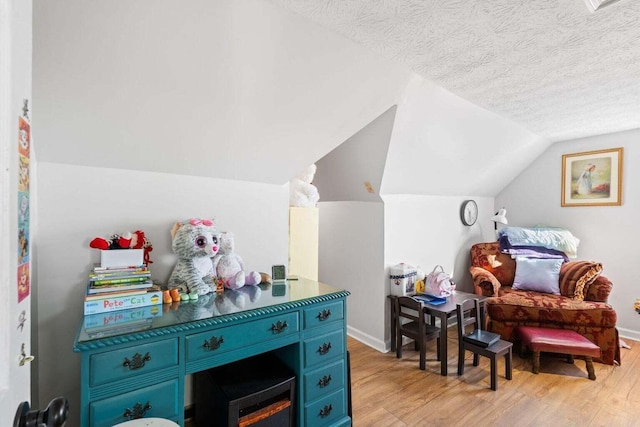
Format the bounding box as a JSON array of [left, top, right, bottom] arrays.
[[515, 326, 600, 380]]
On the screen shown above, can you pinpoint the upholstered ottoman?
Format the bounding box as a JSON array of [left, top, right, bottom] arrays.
[[516, 326, 601, 380]]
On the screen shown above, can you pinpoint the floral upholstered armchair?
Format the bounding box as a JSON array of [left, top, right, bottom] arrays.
[[469, 242, 620, 365]]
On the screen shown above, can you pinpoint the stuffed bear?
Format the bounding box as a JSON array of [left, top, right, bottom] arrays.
[[167, 219, 220, 295], [289, 164, 320, 207], [212, 232, 261, 290]]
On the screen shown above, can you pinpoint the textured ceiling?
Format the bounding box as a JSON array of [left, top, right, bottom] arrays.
[[269, 0, 640, 142]]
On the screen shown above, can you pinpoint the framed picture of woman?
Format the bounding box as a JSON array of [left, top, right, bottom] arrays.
[[561, 147, 623, 207]]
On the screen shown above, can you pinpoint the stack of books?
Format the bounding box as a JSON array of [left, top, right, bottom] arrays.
[[84, 264, 162, 315], [83, 305, 163, 339], [83, 305, 162, 338]]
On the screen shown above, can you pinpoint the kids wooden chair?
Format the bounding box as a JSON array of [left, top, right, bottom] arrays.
[[395, 296, 441, 370], [456, 298, 513, 390]]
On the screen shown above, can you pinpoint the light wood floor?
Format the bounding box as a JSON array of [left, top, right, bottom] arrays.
[[348, 333, 640, 427]]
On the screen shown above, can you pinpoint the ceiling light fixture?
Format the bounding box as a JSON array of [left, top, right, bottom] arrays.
[[585, 0, 622, 12]]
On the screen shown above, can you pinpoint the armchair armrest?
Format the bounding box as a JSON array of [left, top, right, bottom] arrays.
[[469, 266, 502, 297], [585, 275, 612, 302]]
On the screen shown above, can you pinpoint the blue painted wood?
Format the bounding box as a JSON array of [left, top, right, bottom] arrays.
[[304, 358, 345, 402], [74, 278, 351, 427], [90, 338, 178, 387], [304, 329, 345, 369], [303, 300, 345, 329], [90, 379, 180, 427], [184, 312, 299, 363], [305, 388, 347, 426]]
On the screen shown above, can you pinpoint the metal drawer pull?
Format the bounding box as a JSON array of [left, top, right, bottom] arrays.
[[317, 374, 332, 388], [122, 352, 151, 370], [203, 336, 224, 351], [319, 404, 333, 418], [317, 342, 332, 355], [317, 309, 332, 321], [271, 320, 288, 334], [123, 401, 152, 420]]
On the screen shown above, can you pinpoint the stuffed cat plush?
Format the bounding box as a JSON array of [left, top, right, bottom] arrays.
[[212, 232, 261, 290], [167, 218, 220, 295]]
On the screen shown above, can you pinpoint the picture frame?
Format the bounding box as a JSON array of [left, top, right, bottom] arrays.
[[561, 147, 623, 207]]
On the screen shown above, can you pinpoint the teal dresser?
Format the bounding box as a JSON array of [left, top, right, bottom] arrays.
[[74, 278, 351, 427]]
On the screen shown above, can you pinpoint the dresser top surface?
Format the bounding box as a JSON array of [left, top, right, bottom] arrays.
[[75, 278, 348, 349]]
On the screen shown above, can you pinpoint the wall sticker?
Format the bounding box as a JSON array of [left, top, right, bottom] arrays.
[[17, 107, 31, 303]]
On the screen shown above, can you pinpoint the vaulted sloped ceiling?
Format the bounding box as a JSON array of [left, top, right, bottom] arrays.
[[34, 0, 585, 197], [314, 106, 397, 202], [381, 78, 548, 196], [33, 0, 413, 185], [270, 0, 640, 142]]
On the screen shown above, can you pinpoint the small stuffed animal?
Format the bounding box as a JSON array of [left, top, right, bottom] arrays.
[[89, 230, 154, 264], [414, 266, 426, 294], [212, 232, 261, 290], [167, 219, 220, 295], [289, 164, 320, 207], [90, 230, 145, 250]]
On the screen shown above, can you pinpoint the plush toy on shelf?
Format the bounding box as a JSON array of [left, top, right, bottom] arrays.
[[289, 164, 320, 207], [212, 232, 262, 290], [167, 218, 220, 296], [89, 229, 153, 264]]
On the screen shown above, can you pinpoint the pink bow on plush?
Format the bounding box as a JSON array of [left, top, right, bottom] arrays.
[[189, 218, 214, 226]]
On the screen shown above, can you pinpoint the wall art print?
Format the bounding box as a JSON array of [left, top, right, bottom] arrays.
[[17, 114, 31, 303], [561, 147, 623, 207]]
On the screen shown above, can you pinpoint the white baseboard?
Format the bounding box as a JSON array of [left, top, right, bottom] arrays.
[[346, 325, 640, 355], [617, 327, 640, 343], [346, 325, 389, 353]]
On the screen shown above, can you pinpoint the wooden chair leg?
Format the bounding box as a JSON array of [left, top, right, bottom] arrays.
[[532, 351, 540, 374], [419, 340, 426, 370], [396, 333, 402, 359], [473, 353, 479, 367], [585, 357, 596, 380], [436, 338, 441, 361], [458, 346, 465, 375], [505, 348, 512, 380], [567, 354, 574, 364], [490, 354, 498, 391]]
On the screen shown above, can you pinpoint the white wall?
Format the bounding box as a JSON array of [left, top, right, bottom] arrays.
[[318, 195, 497, 352], [35, 162, 289, 426], [1, 0, 33, 421], [32, 0, 413, 185], [383, 195, 496, 294], [497, 128, 640, 341], [318, 202, 386, 350]]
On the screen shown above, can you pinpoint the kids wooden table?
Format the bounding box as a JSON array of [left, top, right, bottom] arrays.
[[389, 291, 487, 376]]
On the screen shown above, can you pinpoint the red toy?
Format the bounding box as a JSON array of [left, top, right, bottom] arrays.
[[89, 230, 153, 264]]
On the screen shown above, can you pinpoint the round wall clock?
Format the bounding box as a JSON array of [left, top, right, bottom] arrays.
[[460, 200, 478, 226]]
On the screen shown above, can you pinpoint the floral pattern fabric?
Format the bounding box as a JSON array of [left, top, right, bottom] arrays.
[[470, 242, 620, 365]]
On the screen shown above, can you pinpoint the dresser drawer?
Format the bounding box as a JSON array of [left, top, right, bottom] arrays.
[[304, 329, 344, 368], [304, 358, 345, 402], [90, 379, 180, 427], [303, 301, 344, 330], [90, 339, 179, 387], [304, 388, 346, 427], [186, 312, 299, 362]]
